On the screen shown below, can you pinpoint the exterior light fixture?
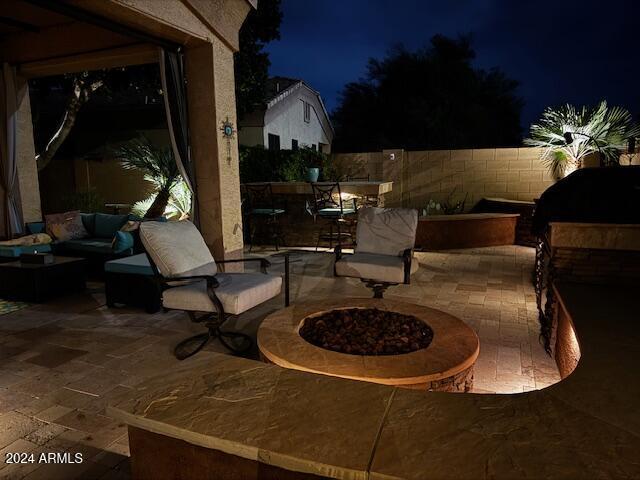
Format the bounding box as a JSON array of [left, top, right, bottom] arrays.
[[563, 130, 606, 167], [563, 131, 574, 145]]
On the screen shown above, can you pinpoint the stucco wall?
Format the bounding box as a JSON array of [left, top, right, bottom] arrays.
[[333, 147, 555, 210]]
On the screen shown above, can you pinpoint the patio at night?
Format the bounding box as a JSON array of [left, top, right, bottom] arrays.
[[0, 1, 639, 479]]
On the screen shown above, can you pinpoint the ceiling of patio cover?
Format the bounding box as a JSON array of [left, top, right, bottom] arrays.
[[532, 166, 640, 236]]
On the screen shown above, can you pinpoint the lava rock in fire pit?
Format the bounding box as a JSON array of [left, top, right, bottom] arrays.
[[298, 308, 433, 355]]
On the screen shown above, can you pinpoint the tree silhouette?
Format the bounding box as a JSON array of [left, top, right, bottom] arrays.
[[234, 0, 282, 120], [332, 35, 523, 152]]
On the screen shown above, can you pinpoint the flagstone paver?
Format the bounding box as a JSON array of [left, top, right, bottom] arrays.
[[0, 245, 560, 479]]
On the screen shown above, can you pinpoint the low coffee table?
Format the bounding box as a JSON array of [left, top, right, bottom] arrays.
[[0, 256, 87, 303]]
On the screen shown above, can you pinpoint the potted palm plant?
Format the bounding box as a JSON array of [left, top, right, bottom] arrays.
[[114, 136, 181, 218], [525, 101, 640, 178]]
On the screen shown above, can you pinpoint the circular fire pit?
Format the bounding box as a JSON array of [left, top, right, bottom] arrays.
[[258, 298, 479, 392], [299, 308, 433, 355]]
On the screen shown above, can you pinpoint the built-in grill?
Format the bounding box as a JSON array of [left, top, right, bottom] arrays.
[[532, 166, 640, 236], [532, 166, 640, 352]]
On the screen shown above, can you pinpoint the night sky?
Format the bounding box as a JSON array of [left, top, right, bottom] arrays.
[[266, 0, 640, 134]]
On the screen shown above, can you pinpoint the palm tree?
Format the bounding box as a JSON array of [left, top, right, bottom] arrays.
[[114, 136, 181, 218], [525, 101, 640, 178], [131, 179, 192, 220]]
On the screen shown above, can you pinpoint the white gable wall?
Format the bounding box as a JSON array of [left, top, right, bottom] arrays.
[[263, 85, 332, 152]]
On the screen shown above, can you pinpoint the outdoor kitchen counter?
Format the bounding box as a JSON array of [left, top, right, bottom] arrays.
[[242, 181, 393, 246], [108, 283, 640, 480]]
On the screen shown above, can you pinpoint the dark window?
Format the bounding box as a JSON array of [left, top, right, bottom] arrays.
[[311, 144, 316, 151], [303, 102, 311, 123], [292, 139, 299, 150], [268, 133, 280, 151]]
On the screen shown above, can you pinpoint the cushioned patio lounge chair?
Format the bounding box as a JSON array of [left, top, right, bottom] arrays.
[[140, 220, 283, 360], [334, 207, 419, 298]]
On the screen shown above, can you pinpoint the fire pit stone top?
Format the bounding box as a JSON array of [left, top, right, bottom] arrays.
[[258, 298, 479, 388]]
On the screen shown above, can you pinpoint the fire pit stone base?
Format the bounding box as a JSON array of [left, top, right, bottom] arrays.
[[258, 298, 479, 392]]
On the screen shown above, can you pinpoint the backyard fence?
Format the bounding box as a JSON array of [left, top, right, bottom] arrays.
[[332, 147, 640, 211], [331, 147, 556, 211]]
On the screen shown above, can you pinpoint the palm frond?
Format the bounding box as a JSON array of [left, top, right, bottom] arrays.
[[525, 101, 640, 176], [112, 135, 180, 192]]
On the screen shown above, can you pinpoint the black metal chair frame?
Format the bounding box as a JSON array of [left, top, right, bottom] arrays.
[[533, 229, 555, 354], [309, 182, 357, 251], [144, 251, 289, 360], [243, 183, 286, 252], [334, 244, 413, 298]]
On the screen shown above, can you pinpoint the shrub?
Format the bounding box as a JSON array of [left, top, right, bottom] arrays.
[[239, 145, 340, 182], [60, 189, 105, 213]]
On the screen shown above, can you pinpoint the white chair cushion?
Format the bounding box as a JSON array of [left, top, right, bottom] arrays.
[[355, 207, 418, 257], [335, 253, 417, 284], [140, 220, 217, 278], [162, 273, 282, 315]]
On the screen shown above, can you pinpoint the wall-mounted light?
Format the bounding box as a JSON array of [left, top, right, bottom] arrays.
[[563, 130, 605, 167]]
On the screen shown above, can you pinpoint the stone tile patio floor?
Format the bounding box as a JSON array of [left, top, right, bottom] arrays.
[[0, 245, 560, 479]]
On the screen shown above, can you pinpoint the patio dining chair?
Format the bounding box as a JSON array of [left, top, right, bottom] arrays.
[[139, 220, 283, 360], [334, 207, 419, 298], [242, 183, 286, 252], [308, 182, 357, 251]]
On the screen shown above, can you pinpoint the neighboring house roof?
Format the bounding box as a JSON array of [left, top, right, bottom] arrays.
[[265, 77, 301, 102], [241, 76, 335, 138]]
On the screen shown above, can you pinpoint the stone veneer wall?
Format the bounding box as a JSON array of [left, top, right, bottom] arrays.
[[332, 147, 555, 210], [549, 223, 640, 286], [552, 248, 640, 286]]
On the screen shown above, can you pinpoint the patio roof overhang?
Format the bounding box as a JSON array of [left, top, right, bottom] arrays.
[[0, 0, 254, 258], [0, 0, 255, 76]]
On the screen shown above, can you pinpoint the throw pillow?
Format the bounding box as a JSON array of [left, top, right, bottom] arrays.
[[45, 211, 88, 241], [112, 231, 134, 254], [0, 233, 52, 247], [120, 220, 141, 232]]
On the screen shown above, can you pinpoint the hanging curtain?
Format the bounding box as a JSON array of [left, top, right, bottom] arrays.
[[0, 63, 23, 239], [159, 48, 199, 226]]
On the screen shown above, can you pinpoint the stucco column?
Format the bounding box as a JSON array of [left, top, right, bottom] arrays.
[[185, 38, 243, 259], [16, 75, 42, 223], [382, 149, 405, 207]]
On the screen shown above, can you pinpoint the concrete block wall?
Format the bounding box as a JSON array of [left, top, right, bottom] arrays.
[[332, 147, 555, 210]]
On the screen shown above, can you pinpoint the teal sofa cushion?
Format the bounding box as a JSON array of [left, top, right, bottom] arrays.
[[26, 222, 46, 234], [112, 231, 134, 254], [94, 213, 128, 239], [57, 238, 114, 254], [80, 213, 96, 236], [104, 253, 153, 275], [0, 244, 52, 258]]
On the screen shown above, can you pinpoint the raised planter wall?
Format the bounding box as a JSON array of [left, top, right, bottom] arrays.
[[472, 197, 537, 246], [415, 213, 518, 250]]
